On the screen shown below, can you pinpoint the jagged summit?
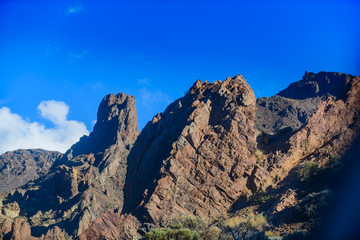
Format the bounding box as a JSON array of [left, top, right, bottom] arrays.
[[0, 72, 359, 239], [0, 92, 139, 238], [66, 93, 138, 159], [277, 71, 353, 100], [256, 71, 355, 135], [123, 74, 257, 223], [0, 149, 62, 193]]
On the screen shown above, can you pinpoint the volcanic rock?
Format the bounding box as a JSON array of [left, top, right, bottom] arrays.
[[121, 75, 259, 225], [1, 71, 359, 239], [0, 93, 139, 238], [256, 71, 354, 135], [0, 149, 62, 193], [264, 74, 360, 185]]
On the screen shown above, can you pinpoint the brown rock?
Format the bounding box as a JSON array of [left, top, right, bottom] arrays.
[[0, 218, 12, 239], [42, 226, 66, 240], [78, 212, 141, 240], [10, 217, 31, 240], [123, 75, 258, 225], [2, 202, 20, 218], [2, 71, 359, 239], [0, 149, 62, 193], [272, 189, 297, 214], [256, 71, 354, 134], [267, 75, 360, 184], [1, 93, 139, 238]]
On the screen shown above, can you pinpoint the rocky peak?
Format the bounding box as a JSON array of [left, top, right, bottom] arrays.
[[277, 71, 353, 100], [67, 93, 139, 159], [256, 71, 355, 135], [123, 75, 258, 224], [0, 92, 140, 238], [2, 72, 359, 240], [0, 149, 62, 193]]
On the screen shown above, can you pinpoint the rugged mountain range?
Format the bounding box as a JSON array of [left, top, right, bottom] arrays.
[[0, 71, 359, 239], [0, 149, 62, 193]]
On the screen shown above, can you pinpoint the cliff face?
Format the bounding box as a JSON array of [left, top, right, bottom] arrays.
[[256, 72, 360, 183], [80, 72, 360, 239], [256, 71, 354, 135], [123, 75, 259, 223], [0, 149, 62, 193], [0, 93, 139, 238], [1, 71, 359, 239]]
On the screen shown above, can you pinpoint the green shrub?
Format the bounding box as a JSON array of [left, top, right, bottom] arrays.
[[265, 230, 281, 238], [225, 213, 268, 232], [143, 216, 207, 240], [255, 149, 264, 162], [179, 216, 208, 231], [296, 161, 319, 183], [283, 230, 308, 240], [143, 226, 201, 240], [249, 192, 275, 206], [295, 189, 334, 220], [267, 237, 282, 240], [200, 226, 221, 240]]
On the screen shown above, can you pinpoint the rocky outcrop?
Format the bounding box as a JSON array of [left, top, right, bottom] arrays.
[[0, 149, 62, 193], [123, 75, 258, 224], [0, 217, 32, 240], [1, 71, 359, 239], [256, 71, 354, 134], [0, 93, 139, 238], [262, 74, 360, 186], [78, 212, 141, 240], [82, 72, 360, 239]]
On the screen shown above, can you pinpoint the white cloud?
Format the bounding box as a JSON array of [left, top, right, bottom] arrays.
[[68, 50, 88, 60], [140, 88, 172, 107], [38, 100, 68, 124], [0, 98, 11, 106], [66, 5, 84, 15], [0, 101, 89, 154], [137, 78, 151, 86]]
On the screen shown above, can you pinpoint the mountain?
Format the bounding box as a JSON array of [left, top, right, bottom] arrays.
[[0, 93, 139, 239], [256, 71, 354, 134], [0, 71, 359, 240], [0, 149, 62, 193]]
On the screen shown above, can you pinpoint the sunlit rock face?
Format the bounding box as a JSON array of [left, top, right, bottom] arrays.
[[0, 149, 62, 193], [123, 75, 259, 223], [1, 72, 360, 240], [0, 93, 139, 238]]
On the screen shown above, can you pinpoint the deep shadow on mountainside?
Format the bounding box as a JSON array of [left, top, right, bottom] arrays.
[[0, 71, 359, 240], [0, 149, 62, 193]]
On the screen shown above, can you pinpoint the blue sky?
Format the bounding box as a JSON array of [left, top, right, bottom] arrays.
[[0, 0, 359, 153]]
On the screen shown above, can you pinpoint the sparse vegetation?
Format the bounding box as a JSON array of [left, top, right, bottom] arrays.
[[201, 226, 221, 240], [265, 230, 281, 238], [249, 192, 275, 206], [142, 225, 201, 240], [296, 161, 319, 183], [143, 216, 207, 240], [255, 149, 264, 162], [283, 230, 308, 240], [177, 216, 208, 231], [295, 189, 334, 220], [224, 213, 269, 239]]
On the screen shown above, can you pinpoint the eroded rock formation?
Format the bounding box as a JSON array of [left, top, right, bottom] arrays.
[[1, 71, 359, 239], [0, 93, 139, 239], [0, 149, 62, 193]]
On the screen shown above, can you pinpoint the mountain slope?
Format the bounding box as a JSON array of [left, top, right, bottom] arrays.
[[80, 72, 360, 239], [0, 149, 62, 193], [0, 93, 139, 238], [256, 71, 354, 135], [0, 71, 359, 240]]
